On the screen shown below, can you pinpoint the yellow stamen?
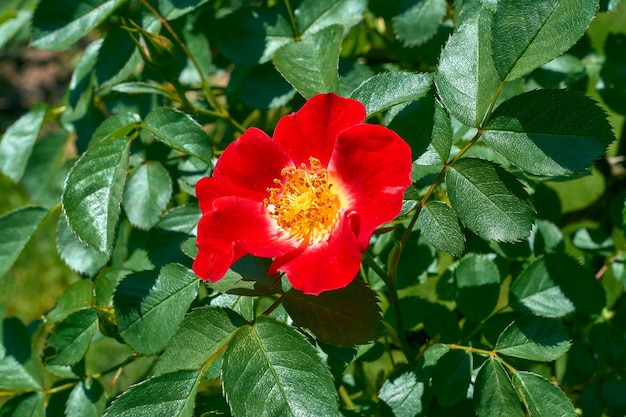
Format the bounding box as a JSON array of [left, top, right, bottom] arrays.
[[264, 157, 341, 244]]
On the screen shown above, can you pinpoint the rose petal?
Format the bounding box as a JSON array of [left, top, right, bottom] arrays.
[[329, 124, 412, 249], [197, 128, 293, 212], [273, 93, 366, 167], [193, 237, 242, 282], [271, 212, 362, 295]]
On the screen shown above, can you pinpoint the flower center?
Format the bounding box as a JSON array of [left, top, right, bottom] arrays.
[[264, 157, 341, 244]]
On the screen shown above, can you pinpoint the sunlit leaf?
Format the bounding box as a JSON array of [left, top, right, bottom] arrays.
[[122, 162, 173, 230], [431, 349, 472, 406], [491, 0, 598, 81], [45, 308, 98, 366], [496, 315, 571, 361], [0, 392, 44, 417], [454, 253, 500, 322], [0, 104, 46, 182], [483, 90, 614, 176], [0, 9, 31, 49], [418, 201, 464, 256], [32, 0, 126, 50], [143, 107, 212, 164], [0, 206, 48, 279], [45, 279, 94, 323], [222, 316, 338, 417], [512, 371, 576, 417], [446, 158, 535, 242], [155, 306, 245, 375], [65, 377, 107, 417], [474, 357, 523, 417], [62, 135, 131, 255], [114, 263, 199, 355], [57, 214, 109, 277], [274, 24, 342, 99], [351, 72, 433, 116], [0, 317, 42, 390], [283, 280, 380, 346], [393, 0, 447, 47], [435, 7, 500, 127], [103, 370, 201, 417]]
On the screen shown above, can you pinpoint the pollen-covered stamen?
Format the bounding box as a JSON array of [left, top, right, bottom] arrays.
[[264, 157, 341, 243]]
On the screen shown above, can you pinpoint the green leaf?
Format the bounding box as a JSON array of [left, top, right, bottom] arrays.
[[430, 349, 472, 406], [155, 205, 201, 235], [114, 263, 199, 355], [295, 0, 367, 36], [122, 162, 173, 230], [95, 27, 144, 88], [274, 24, 342, 99], [143, 107, 212, 164], [62, 135, 131, 255], [32, 0, 126, 50], [474, 357, 523, 417], [0, 9, 31, 50], [158, 0, 211, 20], [68, 39, 100, 109], [88, 112, 141, 150], [0, 317, 43, 390], [495, 316, 570, 361], [0, 392, 44, 417], [283, 279, 381, 346], [222, 316, 338, 417], [412, 97, 453, 165], [0, 104, 46, 182], [510, 254, 606, 317], [491, 0, 598, 81], [446, 158, 535, 242], [0, 206, 48, 279], [208, 255, 282, 296], [351, 72, 433, 116], [435, 7, 500, 127], [111, 82, 171, 97], [393, 0, 447, 47], [103, 370, 201, 417], [45, 308, 98, 366], [418, 201, 465, 256], [454, 253, 500, 322], [483, 90, 614, 176], [57, 214, 109, 277], [378, 343, 448, 417], [155, 306, 246, 375], [512, 371, 576, 417], [66, 377, 107, 417], [602, 373, 626, 416], [46, 279, 94, 323], [22, 132, 71, 207]]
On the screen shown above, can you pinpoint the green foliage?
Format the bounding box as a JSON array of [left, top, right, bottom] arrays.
[[1, 0, 625, 415]]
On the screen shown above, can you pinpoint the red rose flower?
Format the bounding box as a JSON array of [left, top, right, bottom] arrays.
[[193, 93, 412, 294]]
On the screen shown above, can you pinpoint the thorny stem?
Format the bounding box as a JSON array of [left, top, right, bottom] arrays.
[[283, 0, 301, 41], [362, 252, 414, 362]]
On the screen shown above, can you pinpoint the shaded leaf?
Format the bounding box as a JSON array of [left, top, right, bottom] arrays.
[[431, 349, 472, 406], [454, 253, 500, 322], [103, 370, 201, 417], [496, 315, 570, 361], [274, 24, 342, 99], [510, 254, 606, 317], [114, 263, 199, 355], [418, 201, 464, 256], [512, 371, 576, 417], [446, 158, 535, 242], [491, 0, 598, 81], [155, 205, 201, 235], [208, 255, 282, 296], [62, 135, 131, 255], [435, 7, 500, 126], [122, 162, 173, 230], [155, 306, 245, 375], [0, 104, 46, 182], [143, 107, 212, 164], [483, 90, 614, 176], [0, 392, 44, 417], [351, 72, 433, 116], [159, 0, 211, 20], [32, 0, 125, 50], [474, 357, 523, 417], [0, 206, 48, 279], [45, 308, 98, 366], [283, 279, 380, 346], [222, 316, 338, 417]]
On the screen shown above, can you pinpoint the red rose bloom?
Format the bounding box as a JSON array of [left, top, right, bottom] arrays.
[[193, 93, 412, 294]]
